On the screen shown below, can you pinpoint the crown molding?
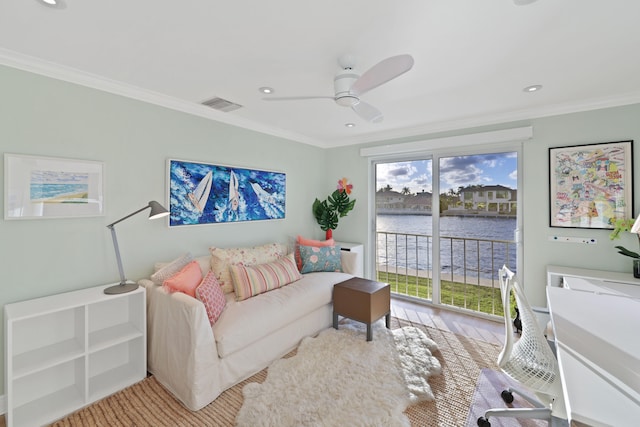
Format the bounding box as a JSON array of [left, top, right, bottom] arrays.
[[326, 92, 640, 147], [0, 48, 324, 147], [2, 48, 640, 150]]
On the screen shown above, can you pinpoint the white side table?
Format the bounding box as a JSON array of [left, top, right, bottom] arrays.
[[336, 241, 364, 277]]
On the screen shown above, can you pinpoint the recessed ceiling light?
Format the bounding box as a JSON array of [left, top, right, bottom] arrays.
[[37, 0, 66, 8], [345, 123, 356, 128], [259, 87, 274, 94], [523, 85, 542, 93]]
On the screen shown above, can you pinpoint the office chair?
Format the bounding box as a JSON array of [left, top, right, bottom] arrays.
[[477, 266, 566, 427]]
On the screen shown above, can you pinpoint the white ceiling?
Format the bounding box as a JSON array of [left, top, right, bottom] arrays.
[[2, 0, 640, 148]]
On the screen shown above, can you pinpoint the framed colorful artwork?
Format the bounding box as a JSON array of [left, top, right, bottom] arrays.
[[4, 153, 105, 220], [549, 140, 633, 229], [168, 159, 286, 226]]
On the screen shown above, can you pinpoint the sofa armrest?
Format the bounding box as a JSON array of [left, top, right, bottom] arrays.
[[139, 279, 222, 410]]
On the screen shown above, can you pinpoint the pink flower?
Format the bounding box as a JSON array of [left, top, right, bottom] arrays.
[[337, 178, 353, 195]]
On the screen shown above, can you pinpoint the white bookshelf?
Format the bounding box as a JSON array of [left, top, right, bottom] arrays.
[[4, 284, 146, 427]]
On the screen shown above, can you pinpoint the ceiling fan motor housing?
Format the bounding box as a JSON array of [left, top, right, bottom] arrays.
[[334, 71, 360, 107]]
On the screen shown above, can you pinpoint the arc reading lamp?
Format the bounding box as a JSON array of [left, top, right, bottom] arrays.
[[104, 200, 169, 295]]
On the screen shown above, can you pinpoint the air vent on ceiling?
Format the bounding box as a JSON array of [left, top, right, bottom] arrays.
[[201, 96, 243, 112]]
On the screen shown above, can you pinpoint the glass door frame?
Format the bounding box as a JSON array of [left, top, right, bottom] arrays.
[[367, 141, 524, 309]]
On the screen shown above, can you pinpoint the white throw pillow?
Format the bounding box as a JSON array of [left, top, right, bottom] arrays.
[[150, 252, 193, 285]]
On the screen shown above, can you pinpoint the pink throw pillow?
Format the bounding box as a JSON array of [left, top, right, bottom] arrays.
[[295, 236, 335, 271], [163, 260, 202, 297], [196, 272, 227, 325]]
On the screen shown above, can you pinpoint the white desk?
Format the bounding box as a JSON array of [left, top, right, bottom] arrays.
[[547, 282, 640, 427]]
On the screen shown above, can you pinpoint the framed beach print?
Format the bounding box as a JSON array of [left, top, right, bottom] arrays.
[[4, 153, 105, 220], [549, 140, 633, 229], [168, 159, 286, 227]]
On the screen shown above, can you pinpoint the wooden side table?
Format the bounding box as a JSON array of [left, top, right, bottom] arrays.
[[333, 277, 391, 341]]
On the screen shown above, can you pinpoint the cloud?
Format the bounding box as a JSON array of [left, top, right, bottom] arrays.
[[376, 161, 431, 194], [376, 153, 516, 195], [389, 168, 409, 177]]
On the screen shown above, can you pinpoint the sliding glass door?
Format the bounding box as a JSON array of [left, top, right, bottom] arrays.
[[374, 148, 520, 317]]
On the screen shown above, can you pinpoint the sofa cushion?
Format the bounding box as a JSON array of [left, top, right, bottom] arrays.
[[299, 245, 342, 273], [229, 253, 302, 301], [196, 271, 227, 325], [295, 236, 335, 271], [213, 271, 352, 358], [151, 252, 193, 285], [209, 243, 287, 293], [163, 260, 202, 297]]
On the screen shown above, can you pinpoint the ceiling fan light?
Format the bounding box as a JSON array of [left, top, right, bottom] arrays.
[[335, 95, 359, 107]]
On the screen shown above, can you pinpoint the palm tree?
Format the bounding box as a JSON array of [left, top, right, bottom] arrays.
[[401, 187, 411, 195]]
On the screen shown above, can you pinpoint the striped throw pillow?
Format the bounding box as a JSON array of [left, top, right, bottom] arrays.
[[229, 253, 302, 301]]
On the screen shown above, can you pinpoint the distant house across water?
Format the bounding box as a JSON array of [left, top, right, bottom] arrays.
[[376, 185, 516, 217], [376, 189, 432, 215]]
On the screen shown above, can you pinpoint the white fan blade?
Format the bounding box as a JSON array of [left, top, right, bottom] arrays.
[[352, 100, 383, 123], [263, 96, 334, 101], [350, 54, 414, 96]]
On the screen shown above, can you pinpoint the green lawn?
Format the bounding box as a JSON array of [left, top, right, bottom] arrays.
[[377, 271, 506, 317]]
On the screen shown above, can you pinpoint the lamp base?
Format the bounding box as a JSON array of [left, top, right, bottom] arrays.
[[104, 282, 139, 295]]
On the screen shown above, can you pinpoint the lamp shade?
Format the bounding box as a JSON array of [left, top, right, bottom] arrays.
[[148, 200, 169, 219], [630, 215, 640, 234]]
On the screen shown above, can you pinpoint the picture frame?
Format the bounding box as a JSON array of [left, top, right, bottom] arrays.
[[549, 140, 633, 229], [168, 159, 286, 227], [4, 153, 105, 220]]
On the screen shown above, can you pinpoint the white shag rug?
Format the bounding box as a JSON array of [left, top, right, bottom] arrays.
[[236, 320, 442, 427]]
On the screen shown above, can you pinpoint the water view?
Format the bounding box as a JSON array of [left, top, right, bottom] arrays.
[[376, 214, 517, 280]]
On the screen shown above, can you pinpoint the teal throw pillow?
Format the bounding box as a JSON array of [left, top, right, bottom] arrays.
[[299, 244, 342, 274]]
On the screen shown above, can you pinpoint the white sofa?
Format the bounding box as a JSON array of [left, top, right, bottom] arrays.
[[138, 250, 356, 411]]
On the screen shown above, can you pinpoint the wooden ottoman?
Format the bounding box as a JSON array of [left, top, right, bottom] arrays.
[[332, 277, 391, 341]]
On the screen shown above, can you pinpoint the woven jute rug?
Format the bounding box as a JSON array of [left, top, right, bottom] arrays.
[[51, 318, 500, 427], [465, 368, 546, 427]]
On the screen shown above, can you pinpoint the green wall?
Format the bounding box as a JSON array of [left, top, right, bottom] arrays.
[[325, 104, 640, 307], [2, 62, 640, 400], [0, 65, 329, 395]]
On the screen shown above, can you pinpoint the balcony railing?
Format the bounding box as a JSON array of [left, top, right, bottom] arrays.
[[376, 231, 515, 316]]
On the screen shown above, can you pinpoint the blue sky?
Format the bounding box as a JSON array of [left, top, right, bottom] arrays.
[[376, 152, 517, 195]]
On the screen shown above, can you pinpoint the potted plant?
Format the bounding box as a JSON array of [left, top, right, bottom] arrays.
[[312, 178, 356, 240], [610, 217, 640, 277]]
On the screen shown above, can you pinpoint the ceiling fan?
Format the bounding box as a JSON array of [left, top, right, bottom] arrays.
[[263, 54, 414, 123]]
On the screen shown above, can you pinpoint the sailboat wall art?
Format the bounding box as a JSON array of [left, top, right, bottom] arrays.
[[168, 159, 286, 227]]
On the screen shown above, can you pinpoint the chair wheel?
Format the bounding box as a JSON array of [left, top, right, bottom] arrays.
[[501, 390, 514, 403], [477, 416, 491, 427]]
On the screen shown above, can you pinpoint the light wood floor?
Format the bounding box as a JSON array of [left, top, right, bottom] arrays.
[[0, 297, 505, 427], [391, 296, 505, 347]]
